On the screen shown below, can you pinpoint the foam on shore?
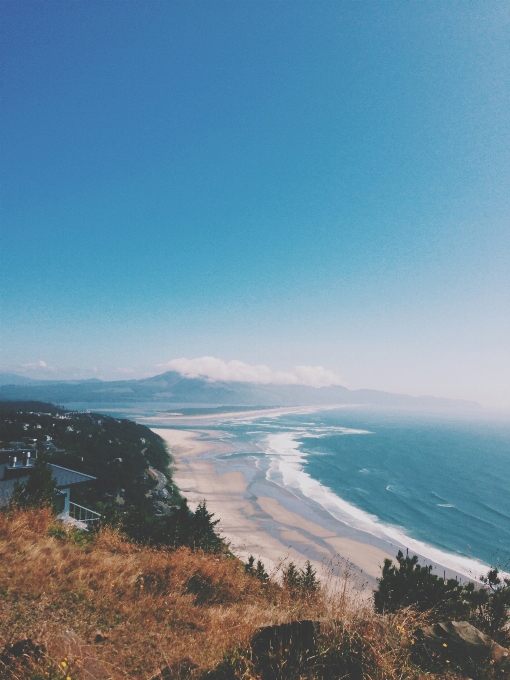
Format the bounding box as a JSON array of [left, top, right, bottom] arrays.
[[152, 427, 392, 585], [263, 430, 493, 581], [152, 424, 506, 587]]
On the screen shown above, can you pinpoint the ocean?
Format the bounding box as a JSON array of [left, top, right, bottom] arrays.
[[72, 403, 510, 579]]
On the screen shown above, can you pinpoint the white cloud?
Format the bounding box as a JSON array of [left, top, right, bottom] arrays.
[[157, 356, 343, 388], [20, 360, 52, 371]]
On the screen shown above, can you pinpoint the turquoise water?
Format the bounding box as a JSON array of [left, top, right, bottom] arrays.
[[298, 409, 510, 569], [214, 407, 510, 573], [77, 403, 510, 575]]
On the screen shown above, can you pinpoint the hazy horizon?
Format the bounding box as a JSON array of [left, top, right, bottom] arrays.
[[0, 356, 502, 414], [2, 3, 509, 410]]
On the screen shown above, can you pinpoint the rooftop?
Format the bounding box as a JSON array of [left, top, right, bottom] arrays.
[[0, 463, 96, 507]]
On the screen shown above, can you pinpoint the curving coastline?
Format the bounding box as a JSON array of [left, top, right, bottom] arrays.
[[152, 427, 393, 587], [152, 425, 488, 588]]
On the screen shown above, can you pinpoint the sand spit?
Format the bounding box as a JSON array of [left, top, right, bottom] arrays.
[[144, 404, 353, 426]]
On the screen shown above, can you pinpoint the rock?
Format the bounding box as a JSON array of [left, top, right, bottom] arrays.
[[0, 635, 110, 680], [416, 620, 509, 668], [251, 620, 319, 678], [94, 630, 109, 643]]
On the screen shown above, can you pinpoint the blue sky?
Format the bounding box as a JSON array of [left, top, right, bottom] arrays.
[[1, 1, 509, 409]]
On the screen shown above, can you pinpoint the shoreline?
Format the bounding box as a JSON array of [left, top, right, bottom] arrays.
[[144, 404, 353, 424], [152, 427, 397, 587], [152, 421, 495, 586]]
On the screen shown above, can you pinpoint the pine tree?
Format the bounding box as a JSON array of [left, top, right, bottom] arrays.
[[283, 561, 320, 595], [283, 562, 300, 591], [300, 560, 319, 592], [156, 499, 225, 552], [244, 555, 256, 575], [255, 559, 269, 582], [374, 551, 470, 618], [190, 500, 223, 552], [466, 568, 510, 645]]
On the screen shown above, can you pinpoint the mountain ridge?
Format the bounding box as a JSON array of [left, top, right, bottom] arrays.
[[0, 370, 481, 410]]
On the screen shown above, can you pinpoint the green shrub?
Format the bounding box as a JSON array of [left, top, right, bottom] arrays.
[[375, 551, 510, 646], [374, 551, 470, 618], [466, 568, 510, 646]]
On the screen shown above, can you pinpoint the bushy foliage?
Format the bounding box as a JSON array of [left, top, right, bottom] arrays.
[[467, 568, 510, 646], [375, 551, 510, 646], [0, 401, 174, 510], [119, 495, 225, 552], [374, 550, 470, 618], [1, 402, 227, 554], [159, 499, 225, 552]]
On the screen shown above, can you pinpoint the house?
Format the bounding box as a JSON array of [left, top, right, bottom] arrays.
[[0, 448, 101, 529]]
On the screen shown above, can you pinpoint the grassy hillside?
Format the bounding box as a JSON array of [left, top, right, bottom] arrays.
[[0, 509, 357, 678], [2, 509, 507, 680]]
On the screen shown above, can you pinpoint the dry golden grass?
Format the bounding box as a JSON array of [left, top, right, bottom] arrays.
[[0, 510, 479, 679]]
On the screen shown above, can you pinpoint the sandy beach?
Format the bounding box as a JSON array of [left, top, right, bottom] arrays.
[[152, 404, 352, 423], [152, 426, 396, 587]]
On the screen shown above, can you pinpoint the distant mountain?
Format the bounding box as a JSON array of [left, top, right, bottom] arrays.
[[0, 370, 481, 410], [0, 372, 41, 386]]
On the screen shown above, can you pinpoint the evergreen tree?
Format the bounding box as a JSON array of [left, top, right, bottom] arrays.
[[283, 562, 300, 591], [191, 500, 222, 551], [374, 551, 470, 618], [300, 560, 319, 592], [244, 555, 256, 575], [255, 559, 269, 582], [244, 555, 269, 582], [122, 495, 160, 543], [375, 552, 510, 645], [466, 568, 510, 645], [155, 499, 225, 552], [283, 560, 320, 595]]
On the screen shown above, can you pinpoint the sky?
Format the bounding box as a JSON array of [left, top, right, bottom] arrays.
[[1, 1, 509, 410]]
